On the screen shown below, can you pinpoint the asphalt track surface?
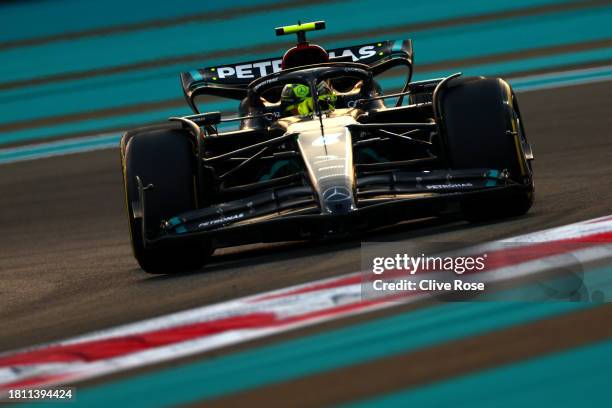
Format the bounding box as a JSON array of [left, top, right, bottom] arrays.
[[1, 79, 611, 366]]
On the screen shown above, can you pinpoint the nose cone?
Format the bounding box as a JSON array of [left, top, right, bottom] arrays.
[[290, 115, 357, 215]]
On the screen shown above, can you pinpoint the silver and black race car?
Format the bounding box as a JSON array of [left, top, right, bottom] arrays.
[[121, 21, 534, 273]]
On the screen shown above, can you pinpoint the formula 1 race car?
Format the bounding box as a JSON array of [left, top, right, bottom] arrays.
[[121, 21, 534, 273]]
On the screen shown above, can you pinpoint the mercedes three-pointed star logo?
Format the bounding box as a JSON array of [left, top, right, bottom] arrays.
[[322, 187, 351, 202]]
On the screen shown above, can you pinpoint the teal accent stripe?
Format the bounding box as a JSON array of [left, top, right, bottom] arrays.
[[189, 70, 203, 82], [486, 169, 500, 187], [391, 39, 403, 52], [345, 338, 612, 408], [46, 301, 587, 408], [166, 217, 182, 227], [259, 159, 290, 181]]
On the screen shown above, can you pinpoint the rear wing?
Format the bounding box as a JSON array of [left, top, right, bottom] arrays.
[[180, 39, 413, 112]]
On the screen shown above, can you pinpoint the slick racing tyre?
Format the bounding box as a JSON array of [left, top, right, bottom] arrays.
[[439, 77, 534, 221], [121, 124, 212, 273]]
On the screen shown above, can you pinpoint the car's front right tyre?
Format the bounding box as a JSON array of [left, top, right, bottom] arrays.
[[121, 124, 212, 274]]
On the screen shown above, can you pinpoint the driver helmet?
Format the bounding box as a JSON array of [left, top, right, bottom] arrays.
[[281, 81, 337, 116]]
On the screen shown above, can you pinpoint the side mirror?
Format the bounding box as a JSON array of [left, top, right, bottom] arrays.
[[185, 111, 222, 125]]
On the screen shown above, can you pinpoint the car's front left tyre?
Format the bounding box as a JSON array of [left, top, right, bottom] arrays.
[[438, 77, 534, 222]]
